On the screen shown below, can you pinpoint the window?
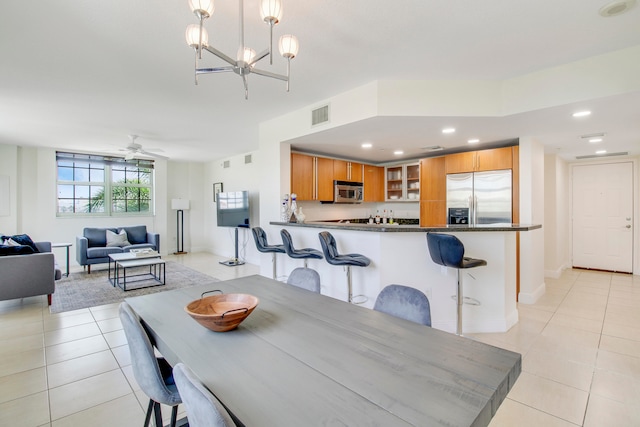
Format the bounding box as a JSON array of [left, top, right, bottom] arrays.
[[56, 152, 154, 216]]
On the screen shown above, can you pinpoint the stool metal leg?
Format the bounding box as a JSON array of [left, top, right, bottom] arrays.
[[303, 259, 308, 268], [347, 266, 353, 303], [456, 269, 463, 336], [271, 253, 277, 280]]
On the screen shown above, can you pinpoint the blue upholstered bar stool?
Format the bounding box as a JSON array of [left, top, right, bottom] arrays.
[[252, 227, 285, 279], [280, 229, 323, 268], [426, 232, 487, 336], [318, 231, 371, 304]]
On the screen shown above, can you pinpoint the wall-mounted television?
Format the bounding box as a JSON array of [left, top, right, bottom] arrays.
[[216, 191, 250, 228]]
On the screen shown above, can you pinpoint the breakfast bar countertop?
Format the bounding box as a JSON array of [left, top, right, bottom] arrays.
[[270, 221, 542, 232]]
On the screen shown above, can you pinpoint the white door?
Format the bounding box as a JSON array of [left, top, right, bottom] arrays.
[[572, 162, 633, 273]]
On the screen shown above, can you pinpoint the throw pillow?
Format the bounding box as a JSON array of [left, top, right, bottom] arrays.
[[5, 238, 21, 247], [106, 229, 131, 247], [0, 244, 35, 256], [8, 234, 40, 253]]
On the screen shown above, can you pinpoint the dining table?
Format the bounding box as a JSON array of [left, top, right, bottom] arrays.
[[125, 274, 521, 427]]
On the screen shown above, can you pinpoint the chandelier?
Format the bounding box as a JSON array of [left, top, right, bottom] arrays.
[[186, 0, 299, 99]]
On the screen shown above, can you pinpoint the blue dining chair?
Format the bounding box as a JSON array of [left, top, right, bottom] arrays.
[[119, 302, 182, 427], [173, 363, 236, 427], [373, 284, 432, 326], [287, 267, 321, 293]]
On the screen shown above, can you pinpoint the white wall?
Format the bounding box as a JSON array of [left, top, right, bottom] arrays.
[[0, 144, 18, 233], [166, 161, 205, 253], [204, 151, 261, 264], [518, 137, 546, 304], [544, 154, 571, 278]]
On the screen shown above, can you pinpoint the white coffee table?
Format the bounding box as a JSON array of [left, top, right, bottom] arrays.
[[109, 252, 164, 291]]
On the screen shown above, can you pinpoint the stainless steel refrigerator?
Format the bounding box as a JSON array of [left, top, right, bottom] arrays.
[[446, 170, 512, 225]]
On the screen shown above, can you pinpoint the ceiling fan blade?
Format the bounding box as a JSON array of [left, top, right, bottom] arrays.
[[139, 149, 169, 160]]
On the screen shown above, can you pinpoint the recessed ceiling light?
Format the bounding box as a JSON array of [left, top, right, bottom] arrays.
[[589, 138, 603, 143], [442, 128, 456, 134], [599, 0, 636, 17], [596, 150, 607, 154], [361, 143, 372, 149], [572, 111, 591, 118], [467, 139, 479, 144], [393, 150, 404, 155]]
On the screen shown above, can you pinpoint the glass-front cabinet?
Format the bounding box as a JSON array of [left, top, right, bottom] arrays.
[[385, 162, 419, 201]]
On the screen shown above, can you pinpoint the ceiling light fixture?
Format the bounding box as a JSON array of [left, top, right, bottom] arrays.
[[572, 110, 591, 117], [596, 150, 607, 154], [186, 0, 299, 100], [442, 128, 456, 134], [361, 143, 372, 149], [589, 138, 603, 143], [394, 150, 404, 155], [467, 139, 479, 144], [599, 0, 637, 17]]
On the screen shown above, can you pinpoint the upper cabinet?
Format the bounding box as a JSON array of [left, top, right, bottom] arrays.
[[291, 153, 334, 202], [445, 147, 513, 174], [385, 162, 420, 201], [363, 165, 384, 202], [334, 160, 364, 182]]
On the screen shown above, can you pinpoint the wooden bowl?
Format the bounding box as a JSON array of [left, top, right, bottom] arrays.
[[185, 292, 259, 332]]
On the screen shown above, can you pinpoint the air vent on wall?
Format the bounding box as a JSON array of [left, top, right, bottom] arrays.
[[576, 152, 628, 159], [223, 160, 230, 168], [245, 154, 252, 164], [311, 105, 329, 126]]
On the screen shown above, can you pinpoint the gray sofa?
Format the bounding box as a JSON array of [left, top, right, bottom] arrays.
[[76, 225, 160, 273], [0, 242, 62, 305]]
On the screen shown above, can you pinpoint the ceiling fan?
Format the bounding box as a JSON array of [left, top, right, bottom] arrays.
[[119, 135, 169, 160]]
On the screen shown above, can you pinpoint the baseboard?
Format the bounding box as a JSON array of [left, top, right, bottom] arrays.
[[544, 267, 562, 279], [518, 281, 546, 304]]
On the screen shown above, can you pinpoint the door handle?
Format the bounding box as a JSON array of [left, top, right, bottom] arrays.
[[626, 225, 632, 229]]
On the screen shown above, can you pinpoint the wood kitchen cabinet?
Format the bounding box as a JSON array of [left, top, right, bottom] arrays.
[[445, 146, 513, 174], [385, 162, 419, 201], [291, 153, 334, 201], [334, 160, 364, 182], [419, 156, 446, 226], [363, 165, 384, 202]]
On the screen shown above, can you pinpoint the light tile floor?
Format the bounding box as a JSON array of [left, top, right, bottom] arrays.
[[0, 254, 638, 426]]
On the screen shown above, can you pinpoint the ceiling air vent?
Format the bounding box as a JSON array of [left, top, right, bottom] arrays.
[[245, 154, 252, 164], [223, 160, 230, 168], [311, 105, 329, 126], [576, 152, 628, 159]]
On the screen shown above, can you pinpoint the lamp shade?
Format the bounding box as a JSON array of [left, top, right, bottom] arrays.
[[171, 199, 190, 210], [185, 24, 209, 48], [189, 0, 215, 19], [260, 0, 283, 24], [279, 34, 299, 59], [237, 46, 257, 65]]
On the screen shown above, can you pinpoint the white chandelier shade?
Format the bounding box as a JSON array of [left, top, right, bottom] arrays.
[[185, 0, 298, 99], [185, 24, 208, 49]]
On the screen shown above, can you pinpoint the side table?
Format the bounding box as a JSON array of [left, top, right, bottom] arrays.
[[52, 242, 72, 277]]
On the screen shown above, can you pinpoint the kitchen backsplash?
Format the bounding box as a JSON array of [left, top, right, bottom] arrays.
[[297, 201, 419, 222]]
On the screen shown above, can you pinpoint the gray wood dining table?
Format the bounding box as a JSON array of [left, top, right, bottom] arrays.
[[126, 275, 521, 427]]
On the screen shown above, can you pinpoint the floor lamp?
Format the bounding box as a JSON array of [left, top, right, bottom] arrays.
[[171, 199, 190, 255]]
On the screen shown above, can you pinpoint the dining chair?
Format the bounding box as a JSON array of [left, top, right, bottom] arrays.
[[286, 267, 321, 293], [119, 302, 182, 427], [426, 232, 486, 336], [318, 231, 370, 304], [280, 229, 323, 268], [251, 226, 285, 279], [373, 284, 432, 326], [173, 363, 236, 427]]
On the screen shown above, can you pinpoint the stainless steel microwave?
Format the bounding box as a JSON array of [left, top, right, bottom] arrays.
[[333, 180, 364, 203]]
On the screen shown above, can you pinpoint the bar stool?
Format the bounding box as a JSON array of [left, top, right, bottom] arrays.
[[318, 231, 370, 304], [426, 232, 486, 336], [252, 227, 285, 280], [280, 229, 323, 268]]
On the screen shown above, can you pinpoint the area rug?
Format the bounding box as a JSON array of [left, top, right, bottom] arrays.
[[50, 261, 219, 313]]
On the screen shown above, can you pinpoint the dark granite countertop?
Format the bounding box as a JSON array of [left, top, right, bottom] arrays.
[[270, 221, 542, 232]]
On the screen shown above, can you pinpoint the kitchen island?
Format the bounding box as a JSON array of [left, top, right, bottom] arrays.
[[268, 221, 541, 333]]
